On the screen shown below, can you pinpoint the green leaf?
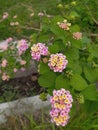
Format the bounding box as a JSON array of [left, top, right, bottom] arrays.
[[89, 44, 98, 58], [83, 100, 98, 114], [51, 15, 64, 23], [70, 38, 83, 49], [39, 62, 50, 74], [50, 16, 67, 39], [84, 66, 98, 83], [30, 33, 38, 44], [70, 102, 77, 116], [64, 48, 80, 74], [68, 61, 82, 74], [64, 48, 79, 61], [38, 35, 50, 43], [54, 40, 65, 51], [70, 11, 79, 18], [49, 43, 60, 53], [49, 40, 66, 53], [81, 84, 98, 101], [50, 23, 66, 39], [38, 71, 57, 88], [70, 24, 80, 33], [70, 74, 88, 91], [81, 36, 91, 44], [55, 75, 70, 89]]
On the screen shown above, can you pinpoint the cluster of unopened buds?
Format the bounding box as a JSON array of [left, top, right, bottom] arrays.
[[1, 73, 10, 81], [17, 39, 29, 55], [0, 59, 10, 80], [1, 59, 8, 67], [6, 37, 13, 43], [73, 32, 82, 40], [48, 53, 68, 72], [50, 88, 73, 126], [57, 19, 71, 30], [2, 12, 9, 19], [10, 21, 19, 26], [31, 43, 49, 61]]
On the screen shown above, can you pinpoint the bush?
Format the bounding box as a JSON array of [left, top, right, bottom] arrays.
[[0, 0, 98, 128]]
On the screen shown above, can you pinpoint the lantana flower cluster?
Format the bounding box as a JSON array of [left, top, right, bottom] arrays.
[[48, 53, 68, 72], [73, 32, 82, 40], [31, 43, 68, 72], [31, 43, 48, 61], [50, 88, 73, 126], [57, 19, 71, 30], [17, 39, 29, 55]]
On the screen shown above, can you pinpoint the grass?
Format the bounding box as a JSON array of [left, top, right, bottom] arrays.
[[0, 106, 98, 130], [0, 0, 59, 13], [0, 110, 57, 130], [0, 0, 60, 40]]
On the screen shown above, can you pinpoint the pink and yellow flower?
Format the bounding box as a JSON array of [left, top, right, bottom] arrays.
[[17, 39, 28, 55], [57, 19, 71, 30], [31, 43, 48, 61], [50, 88, 73, 126], [48, 53, 68, 72]]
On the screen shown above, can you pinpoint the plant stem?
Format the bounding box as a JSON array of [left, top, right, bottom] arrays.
[[60, 126, 63, 130]]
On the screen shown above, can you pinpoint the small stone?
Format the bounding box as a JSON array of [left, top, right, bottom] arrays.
[[31, 75, 38, 81]]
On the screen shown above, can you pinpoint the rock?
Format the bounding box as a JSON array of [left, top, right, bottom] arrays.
[[0, 40, 8, 51], [0, 95, 50, 124], [15, 60, 38, 78]]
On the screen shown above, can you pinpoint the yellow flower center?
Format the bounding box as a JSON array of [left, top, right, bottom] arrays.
[[31, 46, 39, 52]]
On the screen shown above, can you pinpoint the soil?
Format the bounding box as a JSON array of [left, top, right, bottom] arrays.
[[0, 73, 44, 103]]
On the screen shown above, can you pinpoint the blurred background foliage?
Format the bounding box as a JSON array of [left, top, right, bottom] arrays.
[[0, 0, 98, 41]]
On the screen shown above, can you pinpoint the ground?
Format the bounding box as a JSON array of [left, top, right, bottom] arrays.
[[0, 73, 44, 103]]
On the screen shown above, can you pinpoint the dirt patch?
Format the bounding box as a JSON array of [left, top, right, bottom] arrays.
[[0, 73, 44, 103]]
